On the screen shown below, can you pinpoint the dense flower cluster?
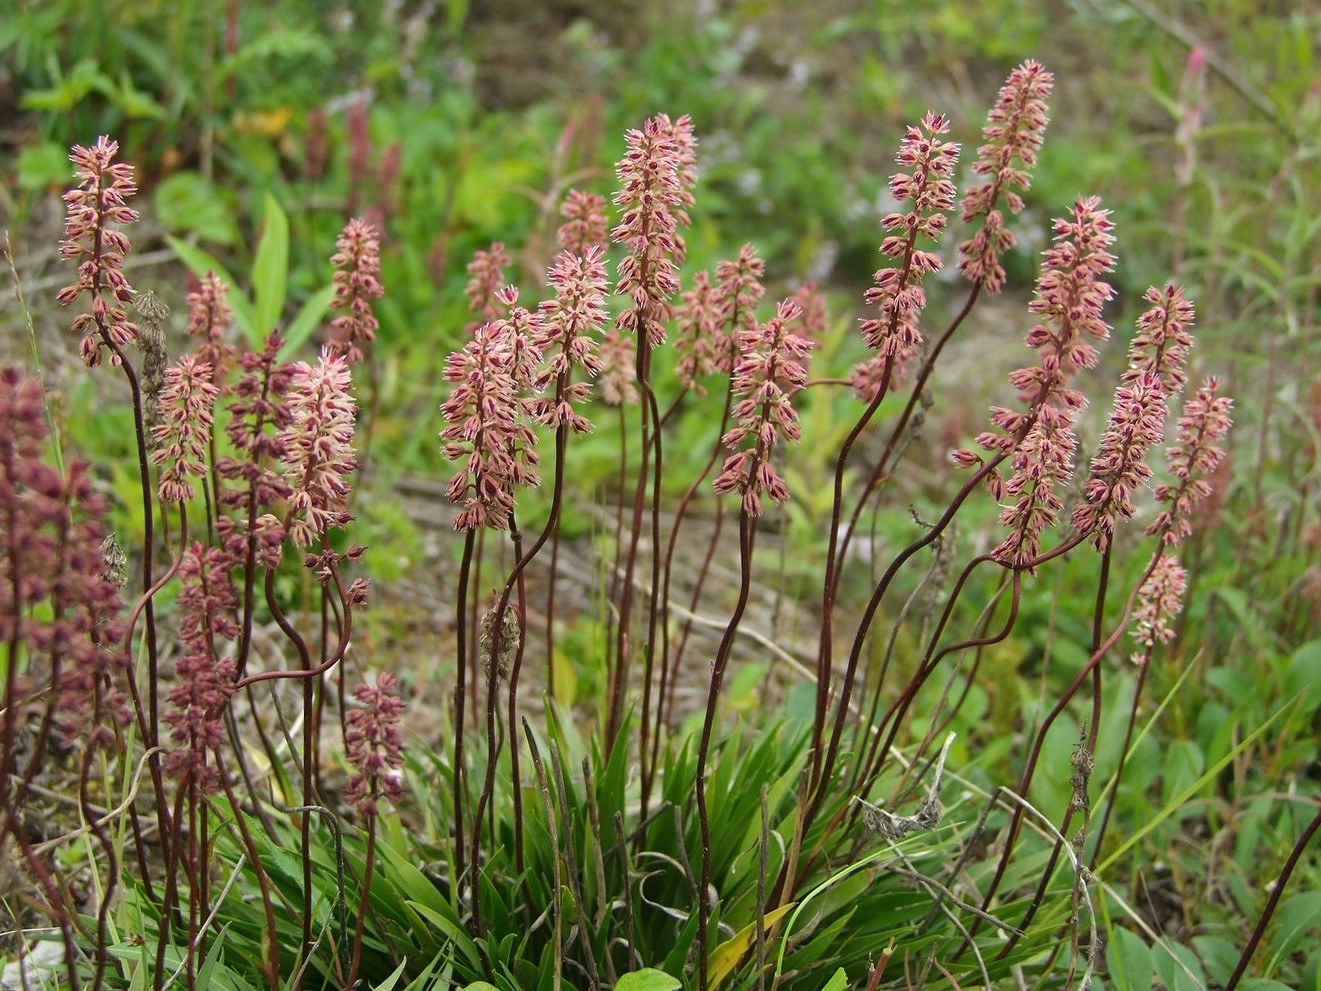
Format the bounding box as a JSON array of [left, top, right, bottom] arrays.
[[152, 356, 219, 504], [959, 60, 1054, 293], [1123, 283, 1195, 396], [674, 271, 721, 391], [1072, 285, 1197, 550], [532, 246, 608, 432], [787, 281, 829, 345], [1148, 377, 1233, 547], [343, 673, 406, 816], [440, 316, 541, 530], [327, 218, 384, 365], [675, 244, 766, 392], [953, 197, 1116, 568], [465, 242, 512, 327], [1071, 372, 1168, 550], [612, 113, 696, 347], [56, 136, 140, 366], [163, 543, 239, 790], [215, 336, 295, 568], [279, 349, 358, 547], [185, 272, 236, 386], [0, 369, 128, 748], [851, 112, 960, 399], [596, 329, 638, 407], [557, 189, 609, 256], [713, 299, 815, 516], [1130, 554, 1188, 660]]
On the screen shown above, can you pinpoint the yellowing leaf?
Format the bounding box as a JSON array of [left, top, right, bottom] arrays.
[[708, 902, 796, 989]]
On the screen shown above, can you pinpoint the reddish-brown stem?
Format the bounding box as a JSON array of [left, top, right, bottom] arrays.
[[1224, 800, 1321, 991], [452, 530, 476, 917], [961, 549, 1165, 956], [346, 813, 379, 991], [695, 511, 757, 991], [831, 284, 983, 593]]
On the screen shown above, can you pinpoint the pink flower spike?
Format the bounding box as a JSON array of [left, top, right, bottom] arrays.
[[439, 318, 540, 530], [1147, 376, 1233, 547], [185, 273, 236, 387], [611, 113, 695, 347], [557, 190, 609, 256], [1123, 283, 1195, 397], [327, 218, 384, 366], [58, 136, 140, 366], [533, 245, 608, 431], [1130, 554, 1187, 661], [712, 299, 815, 516], [152, 356, 219, 504], [279, 348, 358, 546], [855, 112, 959, 394], [959, 60, 1054, 293], [465, 242, 512, 328], [1071, 372, 1169, 550], [343, 672, 406, 815]]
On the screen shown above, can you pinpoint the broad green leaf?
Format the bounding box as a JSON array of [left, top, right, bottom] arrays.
[[164, 235, 257, 342], [155, 172, 236, 245], [407, 901, 482, 970], [1267, 891, 1321, 968], [1106, 927, 1152, 991], [550, 646, 578, 708], [1098, 707, 1284, 872], [17, 142, 70, 191], [253, 192, 289, 340], [1153, 939, 1204, 991], [278, 283, 337, 361], [818, 968, 848, 991], [614, 970, 682, 991]]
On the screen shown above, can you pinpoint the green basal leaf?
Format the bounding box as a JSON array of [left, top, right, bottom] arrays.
[[278, 283, 337, 361], [164, 235, 258, 342], [614, 969, 682, 991], [252, 192, 290, 341]]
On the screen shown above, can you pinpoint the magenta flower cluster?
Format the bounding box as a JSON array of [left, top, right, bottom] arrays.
[[612, 114, 696, 346], [440, 310, 542, 531], [328, 218, 385, 366], [0, 369, 128, 749], [852, 112, 959, 399], [343, 672, 406, 816], [713, 299, 815, 517], [56, 136, 140, 367], [959, 59, 1054, 294], [280, 349, 359, 547]]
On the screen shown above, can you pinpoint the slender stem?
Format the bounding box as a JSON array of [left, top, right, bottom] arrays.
[[1224, 800, 1321, 991], [346, 815, 378, 991], [696, 512, 757, 991], [453, 531, 476, 914]]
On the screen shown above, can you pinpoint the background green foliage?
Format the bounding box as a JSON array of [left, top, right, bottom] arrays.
[[2, 0, 1319, 989]]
